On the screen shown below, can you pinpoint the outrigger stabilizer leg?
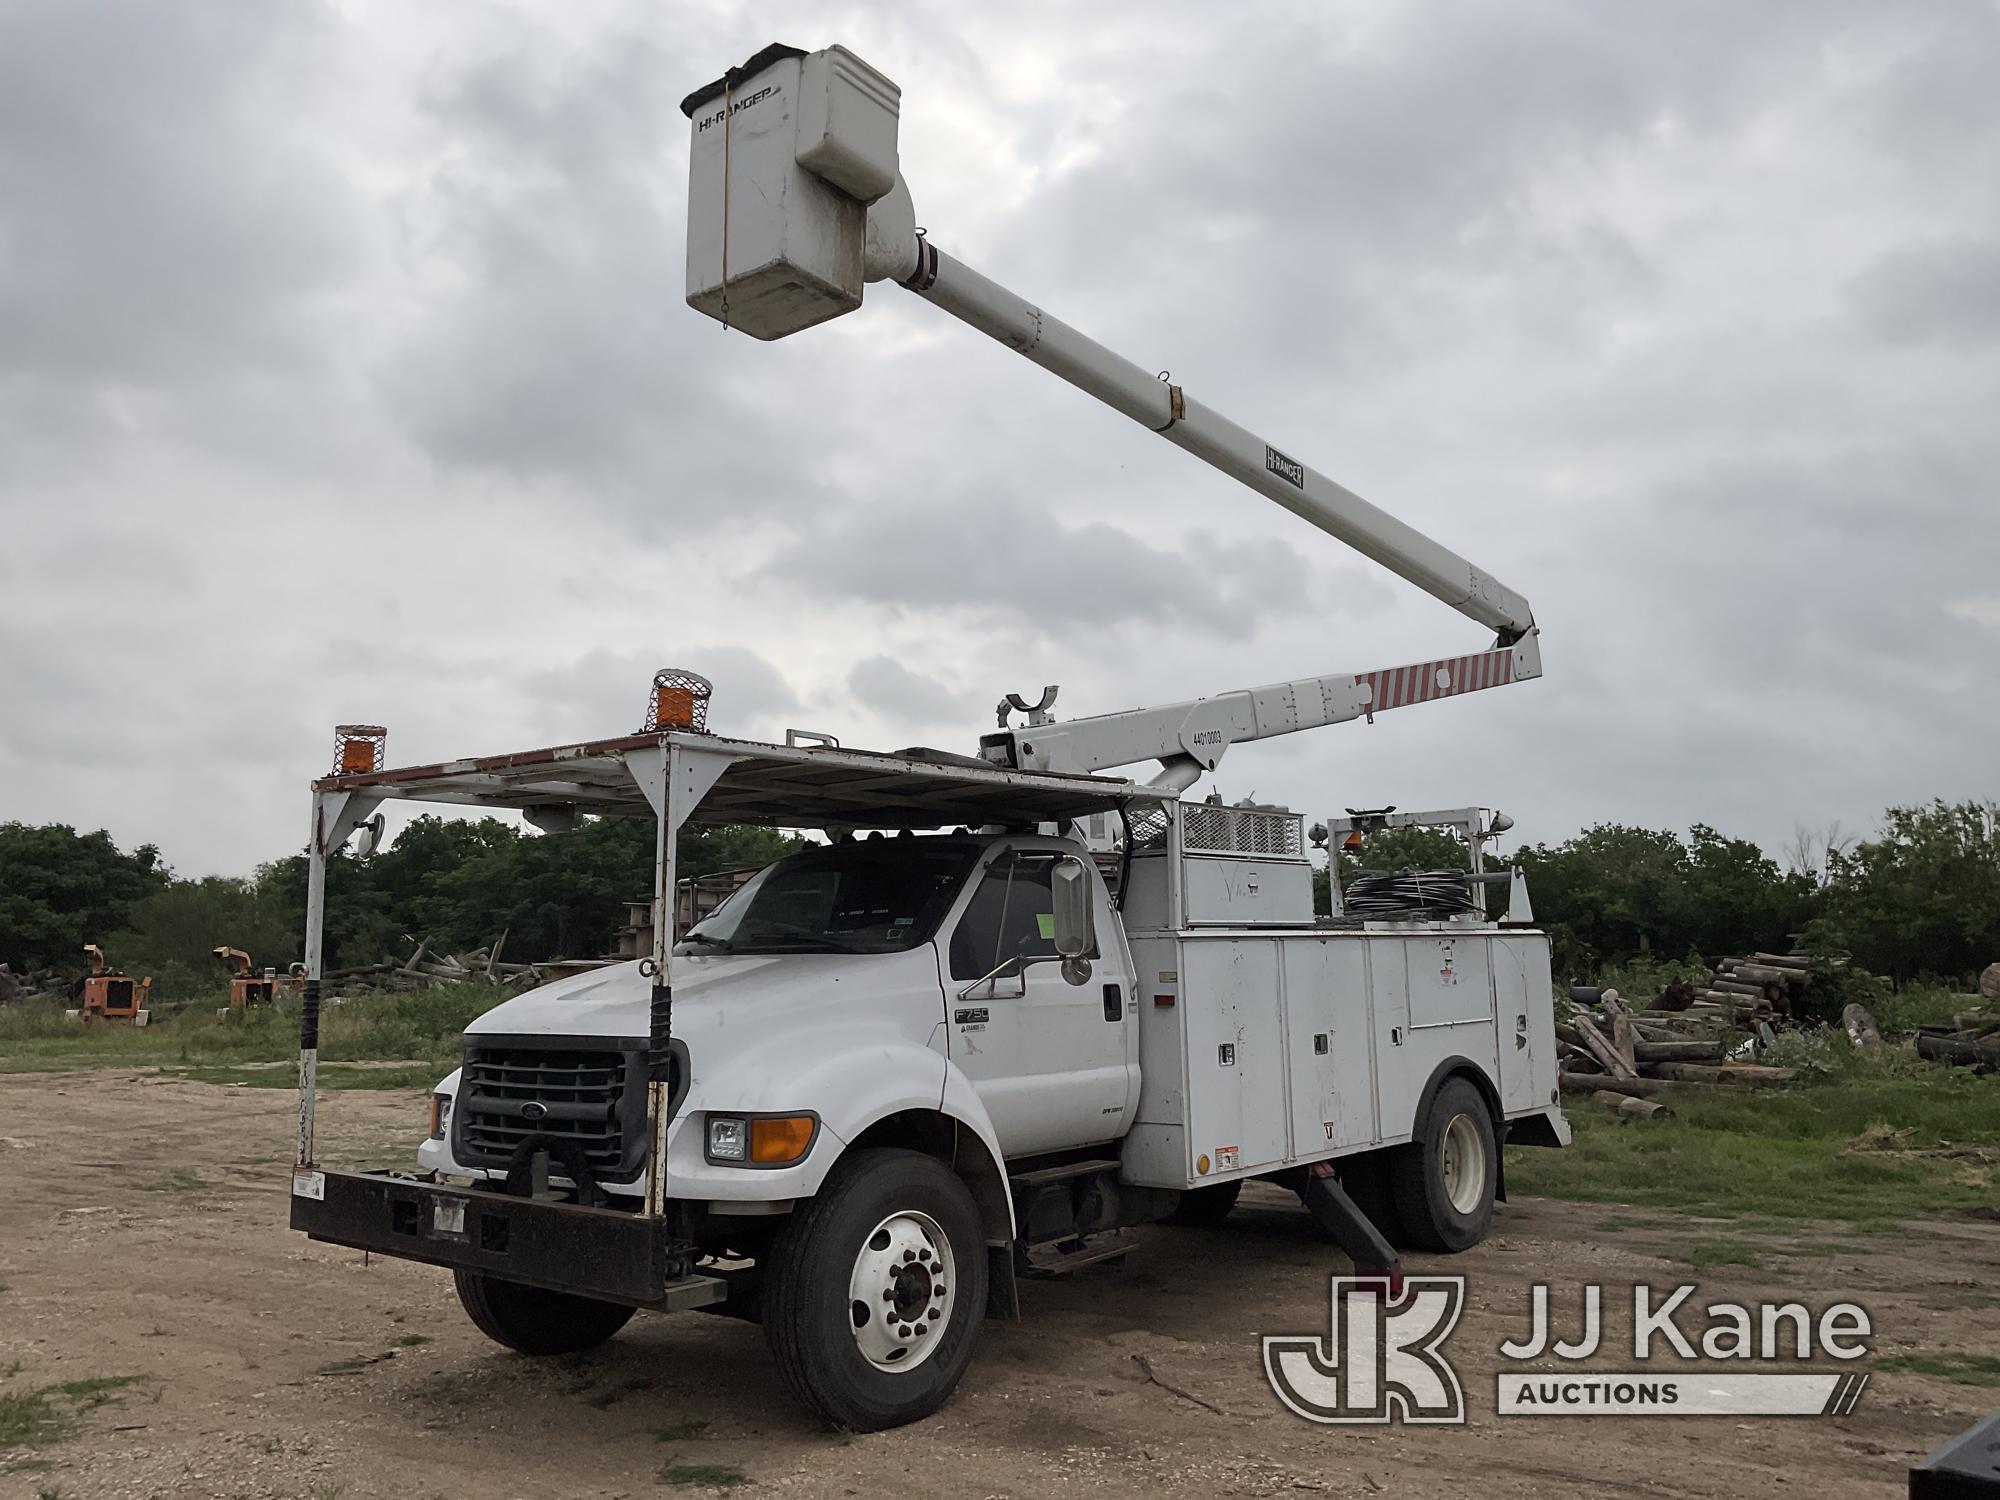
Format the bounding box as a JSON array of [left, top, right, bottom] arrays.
[[1300, 1161, 1403, 1295]]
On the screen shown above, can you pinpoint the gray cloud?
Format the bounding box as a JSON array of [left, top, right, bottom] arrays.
[[1848, 239, 2000, 348], [762, 493, 1326, 635], [1, 2, 1997, 877], [848, 656, 971, 727]]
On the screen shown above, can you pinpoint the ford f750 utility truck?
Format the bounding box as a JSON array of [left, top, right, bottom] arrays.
[[288, 43, 1566, 1431]]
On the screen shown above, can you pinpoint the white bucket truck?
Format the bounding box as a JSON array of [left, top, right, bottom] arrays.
[[289, 43, 1566, 1431]]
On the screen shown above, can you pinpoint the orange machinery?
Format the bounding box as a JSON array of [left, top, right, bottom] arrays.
[[78, 944, 152, 1024], [213, 947, 305, 1008]]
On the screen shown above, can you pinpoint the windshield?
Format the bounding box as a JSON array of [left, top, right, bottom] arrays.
[[680, 838, 980, 956]]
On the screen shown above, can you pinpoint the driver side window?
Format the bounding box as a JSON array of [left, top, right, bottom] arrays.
[[950, 854, 1099, 981]]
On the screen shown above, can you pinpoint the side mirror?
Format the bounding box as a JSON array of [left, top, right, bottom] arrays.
[[1051, 857, 1095, 960]]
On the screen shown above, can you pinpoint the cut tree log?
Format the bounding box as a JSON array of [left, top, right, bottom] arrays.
[[1707, 977, 1768, 997], [1560, 1072, 1700, 1100], [1729, 962, 1799, 987], [1649, 1062, 1795, 1087], [1751, 952, 1814, 972], [1842, 1004, 1882, 1052], [1573, 1016, 1638, 1080], [1611, 1012, 1639, 1073], [486, 929, 509, 983], [1593, 1088, 1675, 1121], [1634, 1040, 1725, 1062], [1915, 1031, 2000, 1070]]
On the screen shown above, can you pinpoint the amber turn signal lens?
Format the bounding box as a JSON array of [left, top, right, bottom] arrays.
[[748, 1115, 816, 1164]]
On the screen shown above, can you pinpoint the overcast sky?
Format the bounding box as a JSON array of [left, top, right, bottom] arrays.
[[2, 1, 1996, 877]]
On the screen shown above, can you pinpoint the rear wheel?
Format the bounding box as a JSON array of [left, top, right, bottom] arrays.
[[1389, 1077, 1497, 1252], [763, 1148, 986, 1431], [1163, 1179, 1242, 1227], [453, 1270, 636, 1355]]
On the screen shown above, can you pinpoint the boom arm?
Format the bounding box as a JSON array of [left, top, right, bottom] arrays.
[[681, 44, 1542, 782], [900, 246, 1535, 643]]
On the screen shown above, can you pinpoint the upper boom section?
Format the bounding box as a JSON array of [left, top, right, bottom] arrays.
[[681, 43, 1539, 646]]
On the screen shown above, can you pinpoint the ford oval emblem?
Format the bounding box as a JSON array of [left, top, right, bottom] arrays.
[[520, 1101, 548, 1121]]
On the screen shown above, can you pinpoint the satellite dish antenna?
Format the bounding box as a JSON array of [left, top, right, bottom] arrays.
[[353, 812, 387, 857]]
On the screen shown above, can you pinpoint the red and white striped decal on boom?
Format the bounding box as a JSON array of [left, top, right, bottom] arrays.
[[1355, 648, 1515, 715]]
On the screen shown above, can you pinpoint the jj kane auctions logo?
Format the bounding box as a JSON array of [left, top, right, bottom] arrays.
[[1264, 1278, 1873, 1423]]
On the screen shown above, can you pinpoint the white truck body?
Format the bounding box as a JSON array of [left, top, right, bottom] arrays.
[[415, 816, 1561, 1211], [288, 39, 1570, 1432]]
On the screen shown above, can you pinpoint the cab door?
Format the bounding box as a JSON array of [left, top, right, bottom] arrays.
[[941, 846, 1135, 1158]]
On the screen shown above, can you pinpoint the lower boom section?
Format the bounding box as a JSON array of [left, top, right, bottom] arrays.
[[289, 1169, 724, 1311]]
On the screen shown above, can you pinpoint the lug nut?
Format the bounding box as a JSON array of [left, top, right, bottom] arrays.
[[882, 1289, 895, 1301], [903, 1249, 917, 1262], [898, 1326, 913, 1339], [933, 1285, 946, 1297]]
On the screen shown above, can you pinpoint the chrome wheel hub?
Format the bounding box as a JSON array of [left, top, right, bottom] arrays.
[[847, 1209, 955, 1372]]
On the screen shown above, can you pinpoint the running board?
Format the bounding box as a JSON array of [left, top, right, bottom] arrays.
[[1008, 1157, 1120, 1189], [1022, 1229, 1139, 1278]]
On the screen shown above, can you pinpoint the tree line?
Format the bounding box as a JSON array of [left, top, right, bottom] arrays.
[[1330, 800, 1999, 986], [1, 799, 1994, 1000]]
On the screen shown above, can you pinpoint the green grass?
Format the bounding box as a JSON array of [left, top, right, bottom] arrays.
[[654, 1417, 710, 1443], [1512, 1064, 1998, 1226], [140, 1170, 209, 1198], [395, 1334, 429, 1348], [1876, 1352, 2000, 1386], [658, 1460, 747, 1490], [1873, 985, 1984, 1032], [1679, 1239, 1767, 1274], [0, 1376, 144, 1450], [0, 985, 510, 1083]]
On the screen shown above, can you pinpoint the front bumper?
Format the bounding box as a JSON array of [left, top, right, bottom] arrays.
[[289, 1167, 725, 1311]]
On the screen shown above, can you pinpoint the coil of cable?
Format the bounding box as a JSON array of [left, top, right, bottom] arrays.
[[1342, 868, 1479, 920]]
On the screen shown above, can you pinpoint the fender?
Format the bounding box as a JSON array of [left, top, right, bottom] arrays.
[[803, 1055, 1015, 1242]]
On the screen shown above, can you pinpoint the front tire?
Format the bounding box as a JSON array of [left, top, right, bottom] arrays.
[[763, 1148, 987, 1431], [453, 1270, 636, 1355], [1389, 1077, 1497, 1252]]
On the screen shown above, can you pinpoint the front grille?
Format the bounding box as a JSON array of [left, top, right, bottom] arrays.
[[455, 1041, 650, 1185]]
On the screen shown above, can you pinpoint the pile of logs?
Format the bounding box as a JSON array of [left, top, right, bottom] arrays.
[[1558, 986, 1794, 1122], [0, 964, 67, 1004], [324, 934, 552, 992], [1681, 950, 1827, 1016]]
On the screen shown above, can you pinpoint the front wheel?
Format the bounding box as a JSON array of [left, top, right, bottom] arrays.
[[1388, 1077, 1497, 1252], [763, 1148, 987, 1431], [453, 1270, 636, 1355]]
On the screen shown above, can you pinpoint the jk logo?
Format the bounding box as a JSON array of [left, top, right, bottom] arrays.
[[1262, 1276, 1467, 1424]]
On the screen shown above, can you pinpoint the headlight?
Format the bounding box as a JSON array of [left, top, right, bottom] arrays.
[[706, 1115, 747, 1162], [429, 1093, 452, 1141], [706, 1112, 817, 1166]]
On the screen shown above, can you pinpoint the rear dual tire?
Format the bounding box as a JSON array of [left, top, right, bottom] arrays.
[[1388, 1077, 1498, 1252]]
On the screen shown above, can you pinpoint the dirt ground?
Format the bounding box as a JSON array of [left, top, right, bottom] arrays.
[[1, 1074, 1995, 1500]]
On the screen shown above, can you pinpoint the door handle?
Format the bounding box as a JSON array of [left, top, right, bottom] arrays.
[[1515, 1014, 1529, 1050], [1102, 983, 1122, 1022]]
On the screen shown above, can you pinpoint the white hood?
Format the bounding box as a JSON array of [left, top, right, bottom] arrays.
[[463, 949, 945, 1045]]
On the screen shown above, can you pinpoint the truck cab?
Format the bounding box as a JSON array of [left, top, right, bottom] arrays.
[[418, 830, 1141, 1207]]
